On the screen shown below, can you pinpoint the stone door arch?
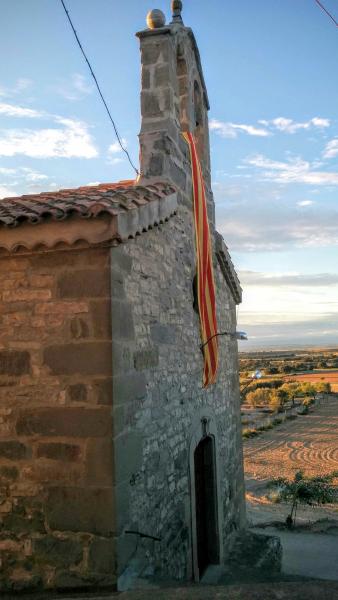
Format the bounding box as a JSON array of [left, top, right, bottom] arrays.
[[189, 411, 223, 581]]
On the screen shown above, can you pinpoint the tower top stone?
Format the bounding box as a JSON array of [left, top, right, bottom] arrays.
[[171, 0, 183, 24]]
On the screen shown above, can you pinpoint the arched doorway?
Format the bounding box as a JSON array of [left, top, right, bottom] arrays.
[[194, 435, 219, 578]]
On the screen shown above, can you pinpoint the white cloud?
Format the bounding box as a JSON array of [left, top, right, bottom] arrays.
[[21, 168, 48, 182], [107, 139, 127, 165], [245, 153, 338, 185], [239, 270, 338, 287], [0, 119, 98, 159], [259, 116, 330, 134], [108, 139, 127, 154], [209, 119, 270, 138], [0, 100, 98, 160], [0, 185, 17, 199], [53, 73, 93, 101], [108, 157, 124, 165], [297, 200, 314, 207], [0, 102, 44, 119], [0, 167, 16, 175], [323, 139, 338, 159], [210, 116, 330, 139], [215, 185, 338, 251], [0, 78, 33, 98]]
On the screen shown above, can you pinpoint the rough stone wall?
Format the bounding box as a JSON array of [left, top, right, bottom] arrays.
[[0, 248, 115, 592], [111, 204, 246, 584]]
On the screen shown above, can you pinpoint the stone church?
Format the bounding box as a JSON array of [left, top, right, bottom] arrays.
[[0, 2, 245, 593]]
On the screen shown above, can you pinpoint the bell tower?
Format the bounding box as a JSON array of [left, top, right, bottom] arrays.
[[136, 1, 215, 224]]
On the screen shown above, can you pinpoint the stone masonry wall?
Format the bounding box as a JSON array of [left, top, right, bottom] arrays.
[[111, 204, 246, 584], [0, 247, 115, 593]]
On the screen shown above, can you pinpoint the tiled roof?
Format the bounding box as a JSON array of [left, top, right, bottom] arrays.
[[0, 181, 175, 228], [0, 180, 178, 253]]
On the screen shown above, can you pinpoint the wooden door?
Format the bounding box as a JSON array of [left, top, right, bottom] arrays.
[[194, 436, 219, 578]]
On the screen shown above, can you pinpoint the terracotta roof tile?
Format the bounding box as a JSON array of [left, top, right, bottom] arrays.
[[0, 180, 176, 229]]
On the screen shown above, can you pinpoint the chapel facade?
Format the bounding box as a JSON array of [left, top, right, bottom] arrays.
[[0, 3, 245, 593]]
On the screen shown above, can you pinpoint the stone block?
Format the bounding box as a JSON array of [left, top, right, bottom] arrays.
[[58, 269, 110, 298], [0, 351, 30, 376], [70, 317, 90, 339], [67, 383, 88, 402], [43, 342, 112, 375], [112, 342, 133, 374], [88, 537, 115, 573], [154, 64, 170, 88], [2, 289, 51, 302], [150, 323, 177, 345], [37, 442, 81, 462], [114, 481, 130, 534], [148, 154, 164, 177], [46, 487, 115, 535], [0, 466, 19, 481], [111, 301, 135, 340], [16, 407, 111, 437], [85, 438, 114, 486], [141, 67, 150, 90], [133, 347, 159, 371], [55, 570, 115, 590], [111, 247, 132, 273], [169, 161, 187, 189], [3, 511, 46, 534], [113, 372, 146, 404], [33, 536, 83, 567], [227, 531, 282, 574], [0, 441, 29, 460], [141, 92, 161, 118], [111, 269, 126, 299], [93, 378, 113, 405], [114, 431, 143, 484], [141, 43, 161, 65], [90, 300, 112, 338]]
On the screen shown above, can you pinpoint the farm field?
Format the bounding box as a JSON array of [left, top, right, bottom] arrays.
[[244, 395, 338, 482], [287, 370, 338, 392], [244, 395, 338, 581]]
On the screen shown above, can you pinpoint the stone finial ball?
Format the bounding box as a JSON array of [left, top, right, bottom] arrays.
[[146, 9, 166, 29], [172, 0, 183, 11]]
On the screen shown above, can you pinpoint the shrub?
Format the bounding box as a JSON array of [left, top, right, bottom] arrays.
[[286, 414, 297, 421], [242, 428, 259, 439], [257, 422, 273, 432], [246, 388, 272, 407]]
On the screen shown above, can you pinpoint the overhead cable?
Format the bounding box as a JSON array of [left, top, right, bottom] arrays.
[[314, 0, 338, 27], [59, 0, 139, 176]]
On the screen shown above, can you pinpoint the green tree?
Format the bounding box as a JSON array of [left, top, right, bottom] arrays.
[[246, 387, 272, 407], [269, 388, 289, 412], [316, 382, 331, 394], [269, 471, 337, 527]]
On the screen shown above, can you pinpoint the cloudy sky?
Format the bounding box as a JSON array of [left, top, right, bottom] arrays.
[[1, 0, 338, 349]]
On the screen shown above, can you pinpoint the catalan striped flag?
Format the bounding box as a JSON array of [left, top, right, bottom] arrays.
[[183, 131, 219, 387]]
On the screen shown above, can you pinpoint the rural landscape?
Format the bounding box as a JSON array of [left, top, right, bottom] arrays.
[[1, 0, 338, 598], [240, 346, 338, 581]]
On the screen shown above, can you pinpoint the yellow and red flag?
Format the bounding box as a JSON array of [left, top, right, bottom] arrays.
[[183, 131, 219, 387]]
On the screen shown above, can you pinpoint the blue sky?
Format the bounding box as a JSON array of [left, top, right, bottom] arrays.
[[1, 0, 338, 349]]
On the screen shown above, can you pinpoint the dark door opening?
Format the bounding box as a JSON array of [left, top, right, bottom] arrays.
[[194, 435, 219, 578]]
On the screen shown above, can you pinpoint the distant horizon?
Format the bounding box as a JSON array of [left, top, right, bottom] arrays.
[[238, 341, 338, 353]]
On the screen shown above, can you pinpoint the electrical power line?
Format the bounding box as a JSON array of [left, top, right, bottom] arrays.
[[59, 0, 139, 176], [314, 0, 338, 27]]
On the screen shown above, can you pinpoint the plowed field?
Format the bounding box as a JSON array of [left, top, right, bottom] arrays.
[[244, 396, 338, 481]]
